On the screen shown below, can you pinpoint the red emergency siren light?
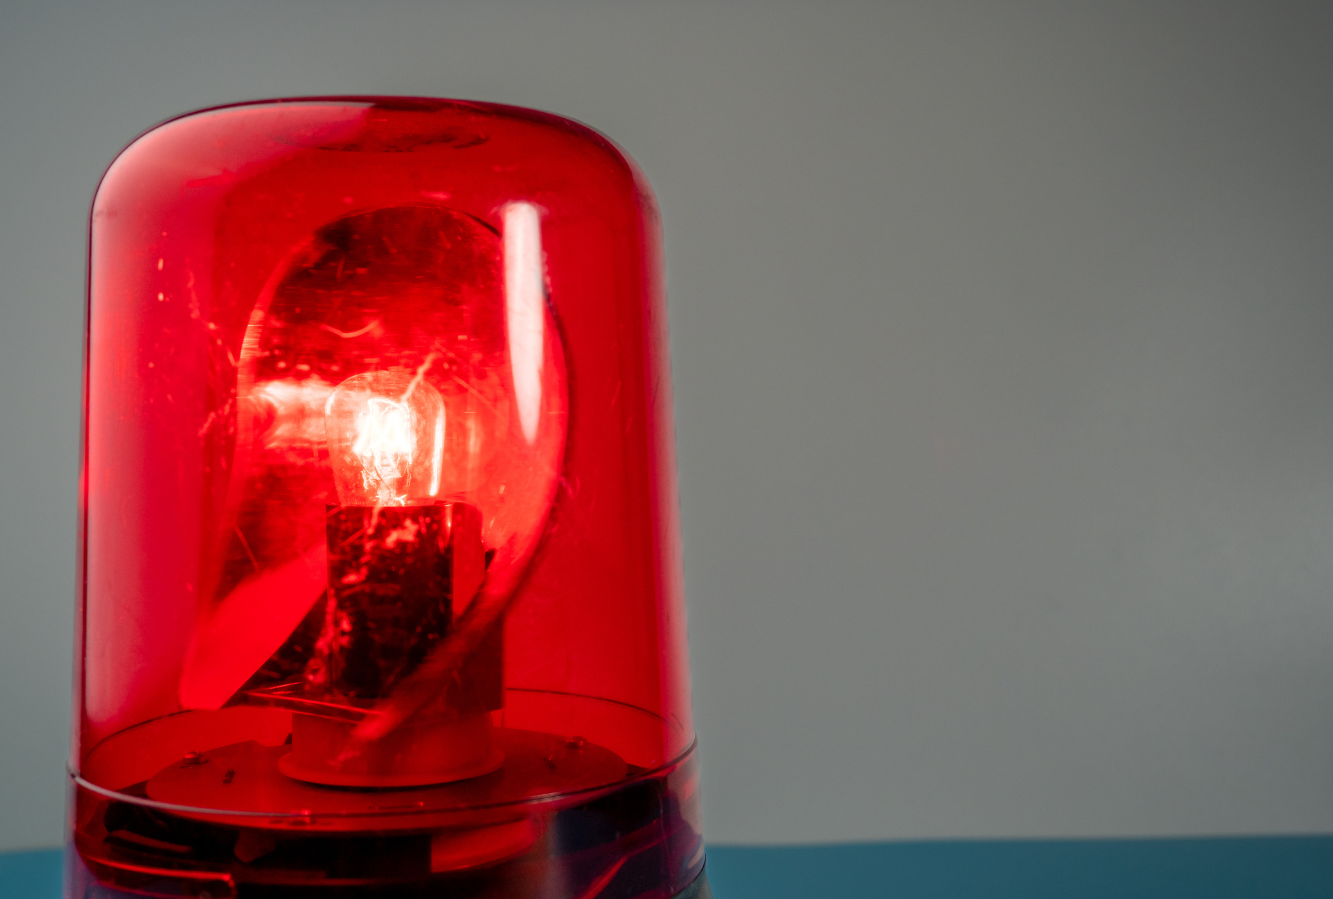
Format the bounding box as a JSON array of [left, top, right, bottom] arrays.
[[71, 98, 707, 899]]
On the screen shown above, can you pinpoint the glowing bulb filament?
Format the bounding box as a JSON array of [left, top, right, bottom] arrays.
[[351, 397, 415, 504], [325, 371, 446, 507]]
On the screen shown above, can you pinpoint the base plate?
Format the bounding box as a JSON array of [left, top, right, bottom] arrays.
[[145, 727, 626, 832]]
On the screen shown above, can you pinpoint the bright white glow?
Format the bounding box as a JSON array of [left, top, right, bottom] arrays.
[[429, 412, 445, 496], [254, 378, 333, 449], [325, 371, 444, 506], [352, 396, 414, 503], [504, 202, 544, 444]]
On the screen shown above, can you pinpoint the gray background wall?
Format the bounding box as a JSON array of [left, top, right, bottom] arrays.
[[3, 0, 1333, 851]]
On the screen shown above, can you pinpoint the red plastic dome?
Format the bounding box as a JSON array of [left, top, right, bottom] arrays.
[[70, 98, 704, 899]]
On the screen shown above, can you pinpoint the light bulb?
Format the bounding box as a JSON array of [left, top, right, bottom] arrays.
[[325, 370, 445, 506]]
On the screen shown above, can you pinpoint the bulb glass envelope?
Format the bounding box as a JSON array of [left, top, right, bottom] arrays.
[[73, 98, 701, 898]]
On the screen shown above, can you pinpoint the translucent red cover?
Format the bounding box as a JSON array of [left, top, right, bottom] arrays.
[[71, 98, 701, 899]]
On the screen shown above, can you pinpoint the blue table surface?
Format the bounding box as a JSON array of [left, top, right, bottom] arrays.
[[7, 836, 1333, 898]]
